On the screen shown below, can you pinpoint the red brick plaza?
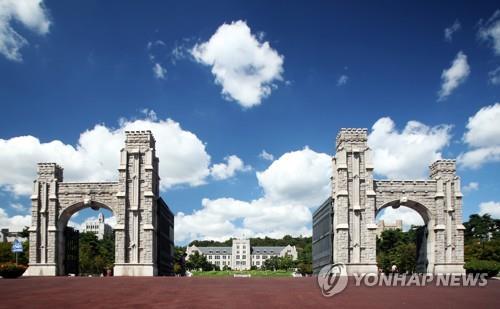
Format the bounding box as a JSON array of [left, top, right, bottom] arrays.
[[1, 277, 499, 308]]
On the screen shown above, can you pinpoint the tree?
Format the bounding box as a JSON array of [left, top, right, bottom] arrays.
[[376, 229, 417, 273], [186, 251, 213, 271]]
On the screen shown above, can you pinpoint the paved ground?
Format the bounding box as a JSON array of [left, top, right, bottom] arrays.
[[1, 277, 499, 308]]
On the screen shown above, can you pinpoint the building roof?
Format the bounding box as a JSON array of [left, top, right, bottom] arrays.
[[251, 247, 285, 255], [198, 247, 232, 255]]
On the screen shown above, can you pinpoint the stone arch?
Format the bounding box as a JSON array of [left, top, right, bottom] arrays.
[[25, 131, 175, 277], [375, 198, 435, 273], [56, 200, 116, 276], [312, 128, 465, 275]]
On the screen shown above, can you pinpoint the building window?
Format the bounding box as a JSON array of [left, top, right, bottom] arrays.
[[263, 255, 267, 259], [241, 261, 246, 265], [236, 255, 240, 259], [256, 261, 260, 265], [242, 255, 246, 259]]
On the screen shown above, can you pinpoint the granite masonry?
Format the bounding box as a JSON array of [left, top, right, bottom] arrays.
[[24, 131, 174, 276], [312, 128, 465, 275]]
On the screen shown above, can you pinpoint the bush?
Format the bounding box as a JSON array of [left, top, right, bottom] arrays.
[[464, 260, 500, 278], [0, 263, 27, 278]]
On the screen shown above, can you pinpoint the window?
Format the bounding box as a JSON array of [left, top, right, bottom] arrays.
[[215, 255, 220, 259], [263, 255, 267, 259], [256, 261, 260, 265], [242, 255, 246, 259], [241, 261, 246, 265], [237, 245, 239, 249], [236, 255, 240, 259]]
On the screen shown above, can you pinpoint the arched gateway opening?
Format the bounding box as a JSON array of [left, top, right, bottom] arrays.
[[57, 201, 115, 276], [312, 128, 465, 275], [375, 202, 431, 274], [25, 131, 175, 277]]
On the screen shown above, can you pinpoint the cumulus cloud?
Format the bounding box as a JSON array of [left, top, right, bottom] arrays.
[[0, 0, 51, 61], [175, 147, 331, 243], [462, 182, 479, 193], [377, 206, 425, 231], [444, 20, 461, 42], [438, 51, 470, 101], [368, 117, 452, 179], [458, 103, 500, 169], [337, 75, 349, 86], [191, 20, 284, 108], [479, 201, 500, 219], [210, 155, 251, 180], [259, 150, 274, 161], [489, 66, 500, 85], [152, 62, 167, 79], [478, 10, 500, 56], [0, 208, 30, 231], [0, 112, 247, 195]]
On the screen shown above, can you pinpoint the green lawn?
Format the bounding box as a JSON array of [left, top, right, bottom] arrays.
[[190, 270, 294, 277]]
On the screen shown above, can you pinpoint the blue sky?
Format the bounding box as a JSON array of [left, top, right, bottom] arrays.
[[0, 1, 499, 244]]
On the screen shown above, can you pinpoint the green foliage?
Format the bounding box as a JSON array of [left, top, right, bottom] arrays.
[[188, 235, 312, 272], [0, 241, 29, 265], [191, 269, 293, 277], [262, 255, 295, 271], [297, 262, 312, 275], [79, 232, 114, 275], [464, 259, 500, 278], [186, 251, 214, 271], [173, 263, 182, 275], [0, 262, 27, 278], [464, 214, 500, 243], [376, 229, 417, 273]]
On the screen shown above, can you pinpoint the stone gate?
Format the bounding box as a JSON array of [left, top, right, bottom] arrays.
[[25, 131, 174, 276], [312, 128, 465, 275]]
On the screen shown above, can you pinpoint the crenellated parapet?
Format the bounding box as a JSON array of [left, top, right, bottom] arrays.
[[336, 128, 368, 150]]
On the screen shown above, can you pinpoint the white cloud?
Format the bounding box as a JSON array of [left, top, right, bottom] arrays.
[[0, 208, 30, 231], [191, 20, 284, 108], [489, 66, 500, 85], [175, 147, 331, 244], [153, 62, 167, 79], [0, 0, 51, 61], [256, 147, 331, 206], [458, 103, 500, 169], [210, 155, 251, 180], [462, 182, 479, 193], [0, 112, 246, 195], [377, 206, 425, 231], [479, 201, 500, 219], [438, 51, 470, 101], [337, 75, 349, 86], [444, 20, 461, 42], [478, 10, 500, 56], [368, 117, 452, 179], [259, 150, 274, 161], [10, 203, 26, 212]]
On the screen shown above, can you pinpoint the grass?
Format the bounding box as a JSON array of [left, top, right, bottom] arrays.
[[190, 270, 294, 277]]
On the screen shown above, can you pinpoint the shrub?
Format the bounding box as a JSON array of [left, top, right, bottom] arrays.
[[0, 263, 27, 279], [464, 260, 500, 278]]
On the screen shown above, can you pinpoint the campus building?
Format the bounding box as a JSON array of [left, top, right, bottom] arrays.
[[0, 228, 27, 243], [186, 238, 298, 270], [376, 219, 403, 237], [82, 212, 112, 240]]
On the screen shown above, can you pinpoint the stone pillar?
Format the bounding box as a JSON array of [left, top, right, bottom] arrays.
[[429, 160, 465, 274], [114, 131, 159, 276], [24, 163, 63, 276], [332, 128, 378, 275]]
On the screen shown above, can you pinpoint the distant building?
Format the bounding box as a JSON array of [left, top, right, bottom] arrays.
[[186, 238, 298, 270], [82, 213, 112, 240], [0, 228, 27, 243], [376, 220, 403, 237]]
